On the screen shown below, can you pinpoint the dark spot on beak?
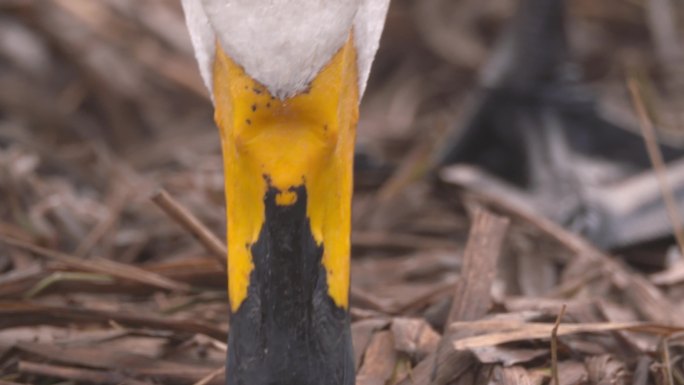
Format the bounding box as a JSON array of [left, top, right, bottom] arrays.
[[251, 104, 257, 112], [266, 102, 271, 108], [246, 119, 252, 125], [253, 88, 262, 94], [323, 125, 328, 131]]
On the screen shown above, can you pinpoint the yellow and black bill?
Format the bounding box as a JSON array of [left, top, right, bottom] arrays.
[[212, 37, 359, 385]]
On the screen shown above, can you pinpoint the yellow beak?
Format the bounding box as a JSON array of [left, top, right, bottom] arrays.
[[212, 35, 359, 385]]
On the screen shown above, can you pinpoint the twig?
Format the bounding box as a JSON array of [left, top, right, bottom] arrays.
[[661, 337, 675, 385], [0, 234, 191, 293], [73, 185, 129, 258], [0, 301, 227, 340], [352, 231, 458, 251], [350, 286, 395, 314], [628, 77, 684, 259], [392, 278, 458, 315], [18, 361, 149, 385], [448, 320, 684, 350], [23, 271, 114, 298], [192, 366, 225, 385], [151, 189, 227, 267], [551, 304, 567, 385]]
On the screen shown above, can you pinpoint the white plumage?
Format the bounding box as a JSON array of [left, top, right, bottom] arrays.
[[181, 0, 390, 100]]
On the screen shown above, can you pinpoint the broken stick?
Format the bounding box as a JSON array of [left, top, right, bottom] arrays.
[[151, 189, 227, 267], [397, 208, 510, 385]]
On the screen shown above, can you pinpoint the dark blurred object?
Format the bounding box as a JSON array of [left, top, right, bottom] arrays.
[[437, 0, 684, 249]]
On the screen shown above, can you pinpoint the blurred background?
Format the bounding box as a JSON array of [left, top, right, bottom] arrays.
[[1, 0, 684, 384]]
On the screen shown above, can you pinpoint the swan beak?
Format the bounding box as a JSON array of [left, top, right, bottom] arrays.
[[212, 36, 359, 384]]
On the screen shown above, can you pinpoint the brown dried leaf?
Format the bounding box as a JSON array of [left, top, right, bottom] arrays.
[[491, 365, 545, 385], [447, 208, 509, 324], [585, 354, 627, 385], [557, 361, 589, 385], [390, 317, 440, 361], [352, 318, 391, 371], [357, 331, 397, 385]]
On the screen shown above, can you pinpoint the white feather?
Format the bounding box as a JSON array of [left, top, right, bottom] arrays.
[[354, 0, 391, 97], [181, 0, 390, 101], [180, 0, 216, 99]]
